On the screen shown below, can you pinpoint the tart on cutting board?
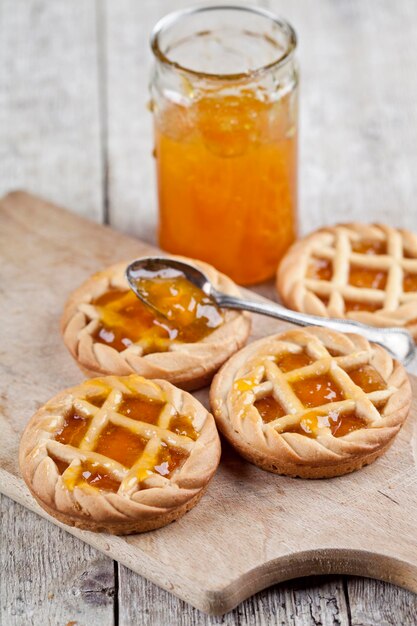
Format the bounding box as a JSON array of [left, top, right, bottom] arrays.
[[277, 223, 417, 339], [62, 256, 251, 391], [19, 374, 221, 534], [210, 327, 411, 478]]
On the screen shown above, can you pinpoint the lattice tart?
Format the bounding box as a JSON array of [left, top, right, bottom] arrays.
[[277, 223, 417, 339], [62, 256, 251, 390], [210, 327, 411, 478], [19, 375, 221, 534]]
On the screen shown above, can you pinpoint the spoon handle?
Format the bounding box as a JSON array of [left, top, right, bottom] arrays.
[[215, 292, 415, 365]]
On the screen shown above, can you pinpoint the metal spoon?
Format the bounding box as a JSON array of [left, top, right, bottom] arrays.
[[126, 256, 416, 365]]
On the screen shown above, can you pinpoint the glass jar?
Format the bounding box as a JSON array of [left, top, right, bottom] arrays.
[[150, 5, 298, 285]]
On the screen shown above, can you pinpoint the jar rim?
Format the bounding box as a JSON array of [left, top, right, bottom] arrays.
[[150, 4, 297, 81]]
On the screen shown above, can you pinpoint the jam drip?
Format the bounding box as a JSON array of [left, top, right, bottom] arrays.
[[92, 268, 223, 353]]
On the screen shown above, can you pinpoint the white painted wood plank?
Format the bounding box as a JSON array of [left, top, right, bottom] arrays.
[[118, 572, 350, 626], [347, 577, 417, 626], [0, 495, 114, 626], [0, 3, 113, 625], [0, 0, 104, 221], [265, 0, 417, 235]]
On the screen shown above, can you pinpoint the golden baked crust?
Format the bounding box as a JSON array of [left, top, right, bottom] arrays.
[[276, 223, 417, 339], [19, 375, 221, 534], [210, 327, 411, 478], [62, 256, 251, 390]]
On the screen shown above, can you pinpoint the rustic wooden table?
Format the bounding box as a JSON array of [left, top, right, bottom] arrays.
[[1, 1, 417, 624]]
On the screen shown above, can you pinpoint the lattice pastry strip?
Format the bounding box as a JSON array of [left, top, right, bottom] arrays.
[[210, 327, 411, 478], [277, 223, 417, 338], [19, 375, 221, 534]]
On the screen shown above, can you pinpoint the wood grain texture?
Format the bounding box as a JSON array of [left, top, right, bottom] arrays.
[[0, 3, 109, 624], [118, 572, 350, 626], [2, 0, 417, 622], [347, 577, 417, 626], [1, 193, 416, 617], [0, 0, 104, 222], [0, 494, 115, 626], [265, 0, 417, 236]]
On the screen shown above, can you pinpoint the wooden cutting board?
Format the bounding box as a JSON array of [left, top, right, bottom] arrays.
[[1, 191, 416, 615]]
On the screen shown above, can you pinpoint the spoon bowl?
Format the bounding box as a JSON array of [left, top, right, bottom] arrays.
[[125, 256, 416, 365]]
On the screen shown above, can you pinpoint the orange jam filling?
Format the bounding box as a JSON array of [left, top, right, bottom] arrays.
[[330, 410, 367, 437], [88, 395, 106, 408], [327, 348, 342, 356], [234, 377, 258, 392], [92, 269, 223, 353], [170, 414, 199, 440], [55, 409, 90, 447], [403, 272, 417, 292], [286, 410, 324, 437], [351, 239, 387, 255], [118, 394, 198, 439], [307, 258, 332, 281], [348, 365, 386, 392], [344, 300, 381, 313], [315, 294, 329, 307], [349, 266, 387, 290], [276, 351, 314, 372], [404, 249, 417, 259], [118, 395, 165, 423], [94, 424, 147, 468], [55, 390, 198, 492], [155, 92, 297, 285], [50, 455, 70, 475], [254, 396, 286, 423], [286, 409, 366, 438], [154, 442, 189, 477], [129, 266, 223, 332], [291, 374, 345, 407], [79, 461, 121, 493]]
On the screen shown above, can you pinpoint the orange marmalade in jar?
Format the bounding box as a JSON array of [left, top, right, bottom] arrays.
[[150, 6, 298, 285]]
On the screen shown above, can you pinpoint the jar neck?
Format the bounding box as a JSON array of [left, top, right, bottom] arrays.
[[151, 54, 298, 107]]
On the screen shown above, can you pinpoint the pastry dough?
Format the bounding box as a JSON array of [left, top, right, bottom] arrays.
[[277, 223, 417, 339], [210, 327, 411, 478], [20, 375, 221, 534]]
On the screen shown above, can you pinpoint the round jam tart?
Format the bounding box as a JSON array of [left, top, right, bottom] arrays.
[[61, 256, 251, 390], [19, 375, 221, 534], [210, 327, 411, 478], [276, 223, 417, 339]]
